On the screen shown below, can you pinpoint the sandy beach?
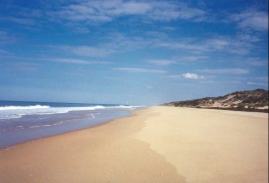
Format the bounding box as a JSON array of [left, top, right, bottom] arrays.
[[0, 106, 268, 183]]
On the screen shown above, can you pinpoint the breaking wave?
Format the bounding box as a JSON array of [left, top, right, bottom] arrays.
[[0, 104, 139, 120]]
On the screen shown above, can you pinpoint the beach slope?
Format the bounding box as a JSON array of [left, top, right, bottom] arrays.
[[0, 106, 268, 183]]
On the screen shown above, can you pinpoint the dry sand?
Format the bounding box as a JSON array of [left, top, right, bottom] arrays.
[[0, 106, 268, 183]]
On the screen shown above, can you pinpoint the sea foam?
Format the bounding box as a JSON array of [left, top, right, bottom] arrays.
[[0, 104, 138, 120], [0, 105, 50, 110]]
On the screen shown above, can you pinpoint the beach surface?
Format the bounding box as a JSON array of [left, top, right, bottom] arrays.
[[0, 106, 268, 183]]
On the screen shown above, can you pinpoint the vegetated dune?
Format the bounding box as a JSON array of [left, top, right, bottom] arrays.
[[163, 89, 268, 113]]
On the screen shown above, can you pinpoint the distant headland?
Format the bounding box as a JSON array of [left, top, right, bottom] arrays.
[[163, 89, 268, 113]]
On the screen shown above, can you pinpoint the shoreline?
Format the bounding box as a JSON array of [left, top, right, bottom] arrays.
[[0, 115, 125, 151], [1, 106, 265, 151], [0, 106, 268, 183], [0, 108, 134, 150]]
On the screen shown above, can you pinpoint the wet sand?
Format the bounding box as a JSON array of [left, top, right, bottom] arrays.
[[0, 106, 268, 183]]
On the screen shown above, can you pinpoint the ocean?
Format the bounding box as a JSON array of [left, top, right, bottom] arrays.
[[0, 100, 142, 149]]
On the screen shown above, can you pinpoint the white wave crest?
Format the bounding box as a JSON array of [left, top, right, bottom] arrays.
[[0, 104, 142, 120], [0, 105, 50, 111], [0, 105, 110, 120], [109, 105, 143, 109]]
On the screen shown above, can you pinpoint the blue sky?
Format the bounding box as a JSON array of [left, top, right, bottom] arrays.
[[0, 0, 268, 106]]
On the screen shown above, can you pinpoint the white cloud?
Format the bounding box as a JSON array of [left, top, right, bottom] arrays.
[[182, 73, 204, 79], [237, 33, 260, 42], [147, 85, 154, 89], [57, 45, 114, 58], [205, 38, 229, 50], [104, 33, 156, 51], [114, 67, 166, 73], [108, 1, 152, 15], [246, 58, 268, 66], [71, 46, 113, 57], [231, 10, 268, 31], [254, 77, 268, 81], [147, 59, 176, 65], [6, 62, 40, 72], [247, 82, 268, 86], [46, 58, 109, 65], [54, 33, 256, 59], [51, 0, 207, 23], [167, 73, 205, 79], [177, 56, 207, 62], [0, 31, 15, 45], [247, 77, 268, 87], [156, 35, 253, 55], [0, 17, 36, 25], [148, 2, 206, 21], [203, 37, 252, 55], [0, 48, 10, 55], [199, 68, 249, 74]]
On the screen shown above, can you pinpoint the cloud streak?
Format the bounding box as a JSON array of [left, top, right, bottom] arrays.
[[182, 73, 204, 79], [57, 45, 114, 58], [0, 17, 35, 25], [156, 35, 254, 55], [199, 68, 249, 74], [247, 82, 268, 86], [0, 31, 16, 45], [246, 58, 268, 66], [114, 67, 166, 73], [231, 10, 268, 31], [50, 0, 207, 23], [167, 73, 205, 79], [46, 58, 109, 65], [146, 59, 176, 65]]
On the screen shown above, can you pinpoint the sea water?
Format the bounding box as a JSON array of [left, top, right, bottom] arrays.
[[0, 100, 141, 149]]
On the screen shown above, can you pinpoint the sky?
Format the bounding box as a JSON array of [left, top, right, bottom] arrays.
[[0, 0, 268, 106]]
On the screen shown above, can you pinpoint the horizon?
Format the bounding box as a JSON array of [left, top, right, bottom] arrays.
[[0, 99, 130, 106], [0, 88, 267, 106], [0, 0, 268, 106]]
